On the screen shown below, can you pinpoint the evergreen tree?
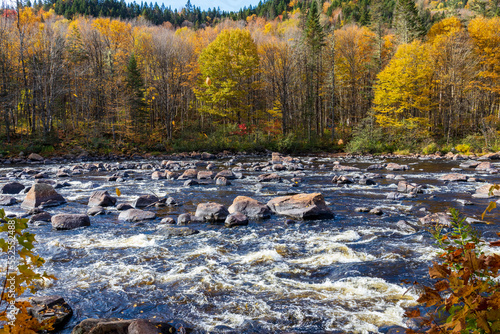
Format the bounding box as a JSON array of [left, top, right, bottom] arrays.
[[393, 0, 425, 44], [305, 0, 325, 54], [126, 54, 147, 133]]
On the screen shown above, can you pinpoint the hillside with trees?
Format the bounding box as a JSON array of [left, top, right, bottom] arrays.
[[0, 0, 499, 156]]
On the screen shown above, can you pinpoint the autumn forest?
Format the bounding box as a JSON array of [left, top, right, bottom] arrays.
[[0, 0, 499, 156]]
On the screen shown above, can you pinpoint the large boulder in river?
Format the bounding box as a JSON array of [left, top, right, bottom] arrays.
[[21, 183, 66, 209], [88, 190, 117, 207], [475, 161, 493, 171], [228, 196, 271, 219], [178, 169, 198, 179], [71, 318, 179, 334], [257, 173, 281, 182], [118, 209, 156, 222], [472, 183, 500, 198], [156, 226, 199, 237], [215, 170, 235, 180], [0, 195, 17, 206], [27, 153, 44, 161], [440, 173, 468, 182], [133, 195, 158, 208], [225, 212, 249, 228], [397, 181, 422, 194], [195, 202, 229, 222], [266, 193, 334, 220], [1, 182, 25, 194], [385, 163, 408, 171], [418, 212, 451, 227], [52, 214, 90, 230], [23, 295, 73, 331]]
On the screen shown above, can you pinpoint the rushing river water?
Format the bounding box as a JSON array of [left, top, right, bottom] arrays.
[[1, 155, 500, 333]]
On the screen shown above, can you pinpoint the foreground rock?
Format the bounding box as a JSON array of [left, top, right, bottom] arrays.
[[52, 214, 90, 230], [0, 195, 17, 206], [225, 212, 249, 228], [418, 212, 451, 227], [472, 183, 500, 198], [21, 183, 66, 209], [228, 196, 271, 219], [88, 190, 117, 207], [266, 193, 334, 220], [195, 202, 229, 222], [1, 182, 25, 194], [118, 209, 156, 222], [24, 295, 73, 331], [133, 195, 159, 208], [71, 318, 184, 334]]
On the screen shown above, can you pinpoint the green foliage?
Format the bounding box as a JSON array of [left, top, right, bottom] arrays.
[[346, 117, 393, 154], [304, 1, 325, 55], [0, 209, 56, 333], [422, 142, 438, 154], [407, 208, 500, 333]]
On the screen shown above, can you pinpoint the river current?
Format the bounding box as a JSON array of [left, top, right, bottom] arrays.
[[1, 155, 499, 333]]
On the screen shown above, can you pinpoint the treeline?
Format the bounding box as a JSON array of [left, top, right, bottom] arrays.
[[0, 1, 499, 155]]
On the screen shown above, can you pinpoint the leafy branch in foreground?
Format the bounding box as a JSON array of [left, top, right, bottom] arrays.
[[406, 208, 500, 333], [0, 209, 56, 333]]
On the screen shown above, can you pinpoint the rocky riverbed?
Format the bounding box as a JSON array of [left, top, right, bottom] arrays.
[[1, 151, 500, 333]]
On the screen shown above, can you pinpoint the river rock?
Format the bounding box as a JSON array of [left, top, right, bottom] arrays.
[[87, 206, 106, 216], [332, 165, 360, 171], [52, 214, 90, 230], [177, 213, 202, 225], [228, 196, 271, 219], [21, 183, 66, 209], [88, 190, 117, 207], [28, 153, 44, 161], [157, 226, 199, 237], [272, 164, 286, 172], [397, 181, 422, 194], [195, 202, 229, 222], [160, 217, 176, 224], [418, 212, 451, 227], [29, 211, 52, 223], [215, 170, 235, 180], [1, 182, 25, 194], [354, 207, 370, 213], [206, 163, 216, 170], [184, 179, 199, 186], [151, 171, 165, 180], [266, 193, 334, 220], [440, 173, 467, 182], [396, 220, 418, 233], [178, 169, 198, 179], [332, 175, 353, 184], [165, 171, 179, 180], [116, 203, 133, 211], [258, 173, 281, 182], [459, 161, 480, 168], [385, 163, 409, 171], [472, 183, 500, 198], [225, 212, 249, 228], [128, 319, 178, 334], [118, 209, 155, 222], [0, 195, 16, 206], [475, 161, 494, 171], [479, 152, 500, 160], [71, 318, 133, 334], [358, 178, 376, 185], [133, 195, 158, 208], [369, 208, 383, 215], [367, 164, 384, 170], [216, 177, 230, 186], [197, 171, 213, 180], [24, 295, 73, 331]]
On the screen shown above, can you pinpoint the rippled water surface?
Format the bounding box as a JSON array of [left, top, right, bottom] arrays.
[[1, 155, 500, 333]]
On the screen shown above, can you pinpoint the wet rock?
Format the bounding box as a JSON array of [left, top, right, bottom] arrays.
[[165, 197, 179, 206], [178, 169, 198, 179], [197, 171, 213, 180], [165, 171, 179, 180], [133, 195, 159, 208], [257, 173, 281, 182], [228, 196, 271, 219], [385, 163, 408, 171], [369, 208, 383, 215], [56, 171, 70, 177], [21, 183, 66, 209], [201, 152, 215, 160], [266, 193, 334, 220], [397, 181, 422, 194], [332, 175, 353, 184], [157, 226, 199, 237], [1, 182, 25, 194], [475, 161, 493, 171], [195, 202, 229, 222], [88, 190, 117, 207], [160, 217, 176, 224], [284, 219, 296, 225], [216, 177, 230, 186], [177, 213, 203, 225], [456, 199, 473, 205], [386, 192, 414, 200], [52, 214, 90, 230], [272, 164, 286, 171], [459, 161, 480, 168], [116, 203, 133, 211], [28, 153, 44, 161], [206, 163, 216, 170], [479, 152, 500, 160], [396, 220, 417, 233], [271, 152, 282, 164], [418, 212, 451, 227], [184, 179, 199, 186], [225, 212, 249, 228], [71, 318, 132, 334], [472, 183, 500, 198], [215, 169, 235, 180], [151, 171, 165, 180], [440, 173, 467, 182], [118, 209, 156, 222], [354, 207, 370, 213], [332, 164, 360, 171], [358, 178, 376, 185], [34, 172, 48, 179], [24, 295, 72, 331], [367, 164, 384, 170], [0, 195, 16, 206], [87, 206, 106, 216], [29, 211, 52, 223]]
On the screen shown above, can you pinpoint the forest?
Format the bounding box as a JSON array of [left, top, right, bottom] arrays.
[[0, 0, 499, 156]]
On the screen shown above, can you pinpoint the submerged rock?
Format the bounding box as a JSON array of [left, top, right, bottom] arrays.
[[23, 296, 72, 331], [52, 214, 90, 230], [157, 226, 199, 237], [0, 195, 17, 206], [21, 183, 66, 209], [118, 209, 156, 222], [266, 193, 334, 220]]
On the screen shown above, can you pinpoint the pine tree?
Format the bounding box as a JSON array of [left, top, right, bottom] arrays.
[[126, 54, 147, 134], [393, 0, 425, 44], [305, 0, 325, 54]]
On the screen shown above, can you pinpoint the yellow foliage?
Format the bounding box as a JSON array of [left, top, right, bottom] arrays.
[[427, 16, 462, 42]]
